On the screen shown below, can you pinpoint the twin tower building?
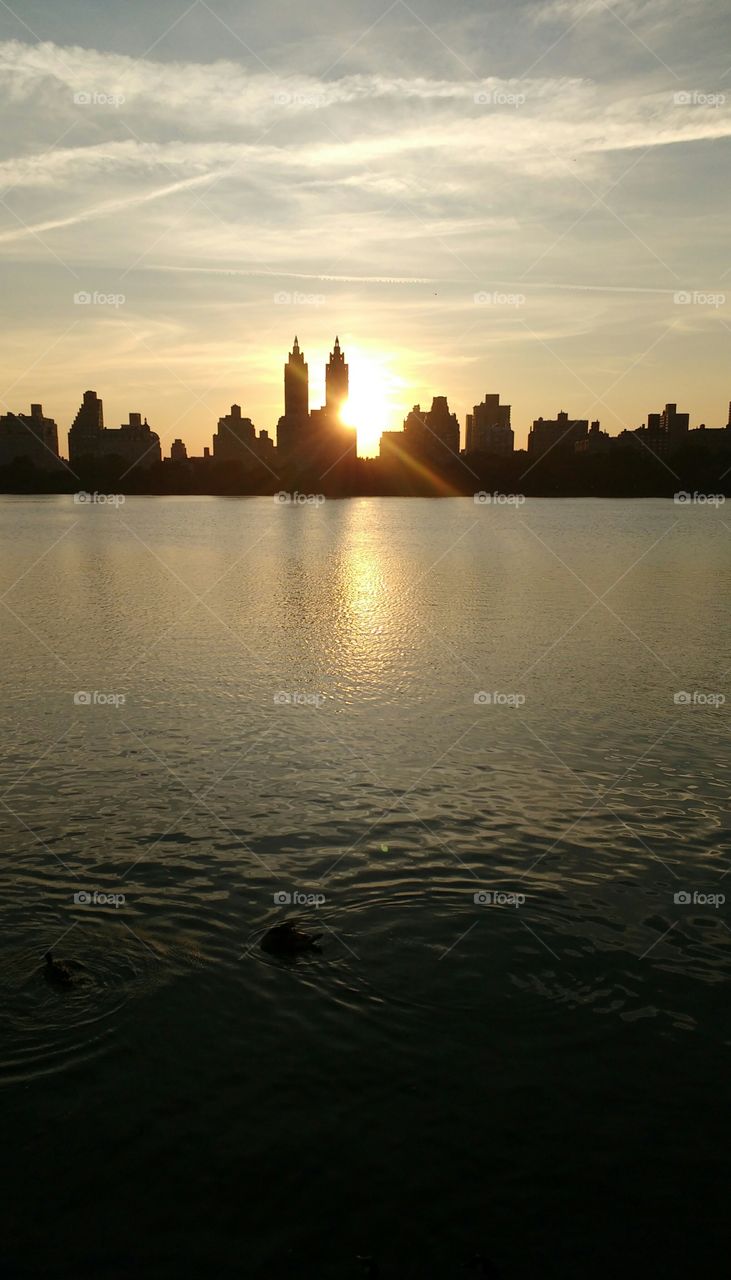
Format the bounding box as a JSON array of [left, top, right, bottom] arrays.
[[277, 337, 357, 472]]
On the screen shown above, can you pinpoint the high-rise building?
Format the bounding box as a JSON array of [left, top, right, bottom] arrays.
[[284, 336, 308, 419], [403, 397, 460, 458], [574, 421, 610, 453], [212, 404, 276, 470], [528, 411, 589, 456], [68, 392, 161, 468], [325, 336, 348, 413], [278, 337, 309, 459], [659, 402, 689, 448], [68, 390, 104, 464], [466, 394, 513, 455], [278, 337, 356, 474], [213, 404, 256, 461], [170, 438, 188, 462], [382, 397, 460, 468], [0, 403, 61, 469]]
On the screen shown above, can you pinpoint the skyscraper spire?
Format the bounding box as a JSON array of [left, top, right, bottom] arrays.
[[281, 336, 309, 427], [325, 337, 348, 411]]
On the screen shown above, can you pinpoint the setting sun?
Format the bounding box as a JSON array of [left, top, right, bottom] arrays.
[[340, 350, 405, 457]]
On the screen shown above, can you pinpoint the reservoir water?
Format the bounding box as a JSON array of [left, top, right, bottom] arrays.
[[1, 495, 729, 1278]]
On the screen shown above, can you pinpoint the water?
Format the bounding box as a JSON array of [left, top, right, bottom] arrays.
[[0, 495, 729, 1278]]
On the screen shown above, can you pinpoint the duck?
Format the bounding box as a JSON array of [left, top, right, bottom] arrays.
[[260, 921, 322, 955], [465, 1253, 501, 1277], [357, 1259, 379, 1277], [44, 950, 74, 987]]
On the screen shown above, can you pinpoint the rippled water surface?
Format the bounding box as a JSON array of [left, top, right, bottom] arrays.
[[1, 496, 729, 1278]]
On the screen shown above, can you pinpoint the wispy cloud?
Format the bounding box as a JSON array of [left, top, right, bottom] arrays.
[[0, 0, 728, 450]]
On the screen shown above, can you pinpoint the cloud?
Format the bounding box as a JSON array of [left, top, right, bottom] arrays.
[[0, 8, 728, 447]]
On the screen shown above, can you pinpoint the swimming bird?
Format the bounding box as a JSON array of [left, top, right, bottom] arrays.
[[260, 921, 322, 955], [465, 1253, 501, 1277], [44, 950, 74, 987]]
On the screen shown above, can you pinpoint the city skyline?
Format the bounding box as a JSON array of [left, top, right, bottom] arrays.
[[1, 1, 730, 458], [1, 332, 730, 473]]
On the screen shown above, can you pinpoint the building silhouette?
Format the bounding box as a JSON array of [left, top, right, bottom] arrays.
[[212, 404, 275, 469], [277, 337, 356, 474], [615, 403, 689, 458], [466, 394, 513, 455], [170, 438, 188, 462], [380, 396, 460, 469], [277, 337, 309, 461], [325, 336, 348, 413], [528, 411, 589, 456], [68, 391, 161, 469], [574, 421, 610, 454], [0, 403, 61, 469], [68, 390, 104, 463]]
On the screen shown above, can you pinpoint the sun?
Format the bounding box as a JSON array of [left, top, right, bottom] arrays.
[[340, 350, 404, 457]]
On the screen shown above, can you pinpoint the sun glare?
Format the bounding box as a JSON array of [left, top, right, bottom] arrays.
[[340, 350, 404, 457]]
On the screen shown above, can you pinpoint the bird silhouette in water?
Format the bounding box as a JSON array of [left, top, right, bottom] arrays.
[[44, 950, 74, 987], [260, 921, 322, 956], [354, 1251, 500, 1277], [357, 1258, 379, 1277], [465, 1253, 502, 1278]]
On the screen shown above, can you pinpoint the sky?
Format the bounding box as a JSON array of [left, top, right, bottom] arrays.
[[0, 0, 729, 456]]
